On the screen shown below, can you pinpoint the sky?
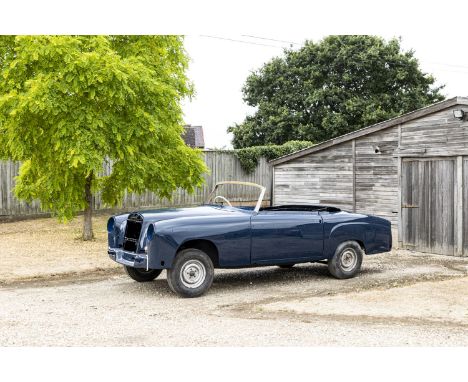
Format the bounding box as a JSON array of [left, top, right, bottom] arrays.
[[182, 33, 468, 149], [3, 1, 468, 150]]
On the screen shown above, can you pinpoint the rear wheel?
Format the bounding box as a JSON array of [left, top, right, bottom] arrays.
[[167, 249, 214, 298], [328, 241, 363, 279], [124, 266, 162, 282]]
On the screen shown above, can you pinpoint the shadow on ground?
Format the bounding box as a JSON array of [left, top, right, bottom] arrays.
[[117, 263, 386, 299]]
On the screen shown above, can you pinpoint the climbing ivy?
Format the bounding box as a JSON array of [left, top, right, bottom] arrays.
[[234, 141, 314, 173]]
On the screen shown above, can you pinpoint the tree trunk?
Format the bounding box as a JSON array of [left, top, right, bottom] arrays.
[[82, 173, 94, 241]]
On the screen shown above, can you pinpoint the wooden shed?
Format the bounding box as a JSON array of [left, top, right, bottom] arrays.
[[270, 97, 468, 257]]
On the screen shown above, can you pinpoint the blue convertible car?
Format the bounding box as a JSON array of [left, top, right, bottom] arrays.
[[107, 181, 392, 297]]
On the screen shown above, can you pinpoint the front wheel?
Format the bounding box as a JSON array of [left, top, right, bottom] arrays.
[[167, 249, 214, 298], [328, 241, 363, 279], [124, 266, 162, 282]]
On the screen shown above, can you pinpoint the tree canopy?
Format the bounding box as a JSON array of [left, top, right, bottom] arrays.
[[228, 35, 445, 148], [0, 35, 207, 239]]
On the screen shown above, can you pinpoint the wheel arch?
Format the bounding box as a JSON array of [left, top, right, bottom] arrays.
[[353, 239, 366, 252], [329, 238, 366, 257], [177, 239, 220, 267], [326, 222, 369, 257]]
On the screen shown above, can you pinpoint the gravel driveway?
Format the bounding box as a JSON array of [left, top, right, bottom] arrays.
[[1, 251, 467, 346]]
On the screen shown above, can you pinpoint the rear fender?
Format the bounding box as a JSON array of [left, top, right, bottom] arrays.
[[324, 222, 370, 258]]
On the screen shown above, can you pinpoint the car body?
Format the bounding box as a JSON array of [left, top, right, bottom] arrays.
[[107, 181, 392, 297]]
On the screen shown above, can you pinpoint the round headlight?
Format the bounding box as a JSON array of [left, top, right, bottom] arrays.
[[147, 224, 155, 241], [107, 217, 115, 233]]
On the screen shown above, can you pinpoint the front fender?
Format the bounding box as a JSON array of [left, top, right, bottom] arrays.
[[146, 225, 179, 269], [107, 214, 129, 248], [145, 215, 251, 269]]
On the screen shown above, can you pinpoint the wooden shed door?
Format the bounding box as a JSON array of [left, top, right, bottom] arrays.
[[401, 158, 455, 255]]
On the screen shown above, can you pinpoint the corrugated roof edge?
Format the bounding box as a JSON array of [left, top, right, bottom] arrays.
[[270, 96, 468, 166]]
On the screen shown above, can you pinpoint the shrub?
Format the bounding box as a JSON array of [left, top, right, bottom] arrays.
[[235, 141, 314, 173]]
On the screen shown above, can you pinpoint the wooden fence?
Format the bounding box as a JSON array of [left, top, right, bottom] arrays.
[[0, 151, 272, 217]]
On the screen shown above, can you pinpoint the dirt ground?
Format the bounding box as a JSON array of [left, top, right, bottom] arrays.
[[0, 215, 119, 283], [0, 216, 467, 346]]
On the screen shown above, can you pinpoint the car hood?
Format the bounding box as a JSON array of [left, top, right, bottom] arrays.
[[111, 205, 249, 251], [119, 205, 247, 223]]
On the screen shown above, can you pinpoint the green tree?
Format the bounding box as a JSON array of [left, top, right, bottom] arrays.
[[229, 35, 444, 148], [0, 35, 207, 240]]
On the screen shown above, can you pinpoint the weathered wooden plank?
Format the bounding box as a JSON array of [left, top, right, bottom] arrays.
[[0, 151, 272, 217], [455, 156, 463, 256], [397, 124, 403, 247], [353, 126, 399, 222], [401, 158, 455, 255], [463, 158, 468, 256], [274, 141, 353, 206]]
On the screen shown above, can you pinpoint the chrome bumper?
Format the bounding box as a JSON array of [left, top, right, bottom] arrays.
[[108, 248, 149, 271]]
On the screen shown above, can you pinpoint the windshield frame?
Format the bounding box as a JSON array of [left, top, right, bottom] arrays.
[[205, 181, 266, 213]]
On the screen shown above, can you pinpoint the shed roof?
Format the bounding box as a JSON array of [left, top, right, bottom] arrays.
[[270, 96, 468, 166], [183, 125, 205, 148]]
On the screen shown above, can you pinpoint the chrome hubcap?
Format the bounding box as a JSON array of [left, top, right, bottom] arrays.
[[341, 249, 357, 271], [180, 260, 206, 289]]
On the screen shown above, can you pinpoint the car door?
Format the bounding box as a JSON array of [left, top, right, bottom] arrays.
[[250, 211, 323, 264]]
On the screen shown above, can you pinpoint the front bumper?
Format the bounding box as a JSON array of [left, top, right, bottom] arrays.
[[108, 248, 149, 270]]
